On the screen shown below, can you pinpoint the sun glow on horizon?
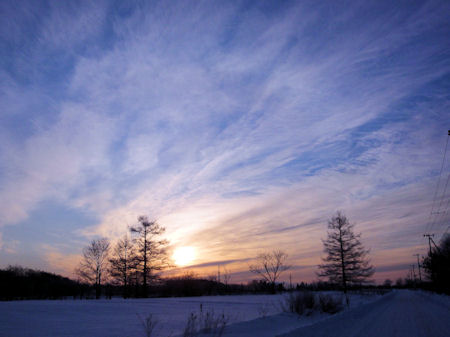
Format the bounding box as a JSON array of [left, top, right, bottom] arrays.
[[173, 246, 196, 267]]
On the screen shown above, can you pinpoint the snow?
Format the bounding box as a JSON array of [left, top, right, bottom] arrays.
[[278, 290, 450, 337], [219, 291, 387, 337], [0, 290, 447, 337], [0, 294, 282, 337]]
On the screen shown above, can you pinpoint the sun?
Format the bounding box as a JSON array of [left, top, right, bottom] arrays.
[[173, 246, 196, 267]]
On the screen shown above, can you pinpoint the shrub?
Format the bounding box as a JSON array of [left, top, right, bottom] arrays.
[[282, 291, 316, 316], [137, 314, 158, 337], [183, 308, 228, 337], [183, 313, 198, 337], [302, 291, 315, 310], [258, 303, 270, 318], [318, 293, 343, 314]]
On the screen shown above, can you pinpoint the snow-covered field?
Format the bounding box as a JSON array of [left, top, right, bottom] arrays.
[[1, 294, 283, 337], [2, 290, 447, 337]]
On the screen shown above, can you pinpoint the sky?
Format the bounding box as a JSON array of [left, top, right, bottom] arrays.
[[0, 0, 449, 284]]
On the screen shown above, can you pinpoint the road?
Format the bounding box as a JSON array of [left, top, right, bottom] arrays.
[[278, 290, 450, 337]]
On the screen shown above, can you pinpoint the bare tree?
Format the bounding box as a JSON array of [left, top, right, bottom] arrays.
[[249, 250, 290, 293], [76, 238, 110, 299], [109, 235, 137, 298], [130, 216, 171, 297], [222, 266, 232, 288], [318, 211, 374, 305]]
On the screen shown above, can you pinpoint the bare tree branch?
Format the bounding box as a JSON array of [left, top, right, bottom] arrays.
[[109, 234, 137, 298], [249, 250, 290, 293], [75, 238, 110, 299]]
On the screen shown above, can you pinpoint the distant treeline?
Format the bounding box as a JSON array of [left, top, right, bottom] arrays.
[[0, 266, 88, 300], [0, 266, 286, 300], [1, 265, 411, 301]]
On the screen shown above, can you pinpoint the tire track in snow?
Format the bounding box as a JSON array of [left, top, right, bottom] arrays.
[[278, 290, 450, 337]]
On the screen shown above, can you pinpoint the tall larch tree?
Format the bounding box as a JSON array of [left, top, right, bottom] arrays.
[[318, 211, 374, 305], [130, 216, 170, 297]]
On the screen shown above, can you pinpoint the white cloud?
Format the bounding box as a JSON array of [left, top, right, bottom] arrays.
[[0, 1, 449, 279], [0, 104, 117, 226]]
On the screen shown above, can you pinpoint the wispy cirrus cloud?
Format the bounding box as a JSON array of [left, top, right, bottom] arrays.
[[0, 1, 449, 281]]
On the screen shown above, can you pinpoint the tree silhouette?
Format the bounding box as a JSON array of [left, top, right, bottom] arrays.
[[75, 238, 110, 299], [249, 250, 290, 293], [0, 265, 83, 300], [318, 211, 374, 305], [109, 235, 137, 298], [130, 216, 170, 297], [422, 234, 450, 294], [222, 266, 232, 289]]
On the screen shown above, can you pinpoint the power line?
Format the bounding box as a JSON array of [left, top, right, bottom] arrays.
[[424, 131, 449, 235], [437, 181, 450, 241], [437, 173, 449, 213], [430, 235, 440, 252], [444, 225, 450, 237], [424, 234, 435, 255], [430, 173, 450, 231]]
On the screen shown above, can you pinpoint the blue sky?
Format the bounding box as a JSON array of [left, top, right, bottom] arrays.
[[0, 0, 449, 282]]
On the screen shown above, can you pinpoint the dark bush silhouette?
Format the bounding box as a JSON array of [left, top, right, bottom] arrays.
[[283, 291, 316, 316], [283, 291, 343, 316], [318, 293, 343, 314], [422, 234, 450, 294], [0, 265, 86, 300]]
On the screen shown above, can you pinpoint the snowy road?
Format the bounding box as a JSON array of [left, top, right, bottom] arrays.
[[278, 290, 450, 337]]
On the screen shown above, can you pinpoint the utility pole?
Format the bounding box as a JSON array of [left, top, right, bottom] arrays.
[[424, 234, 435, 255], [413, 254, 422, 282], [430, 236, 440, 252], [409, 264, 416, 289]]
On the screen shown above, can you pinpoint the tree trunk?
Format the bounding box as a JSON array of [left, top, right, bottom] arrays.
[[338, 222, 349, 307], [143, 225, 148, 298], [95, 282, 100, 299]]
